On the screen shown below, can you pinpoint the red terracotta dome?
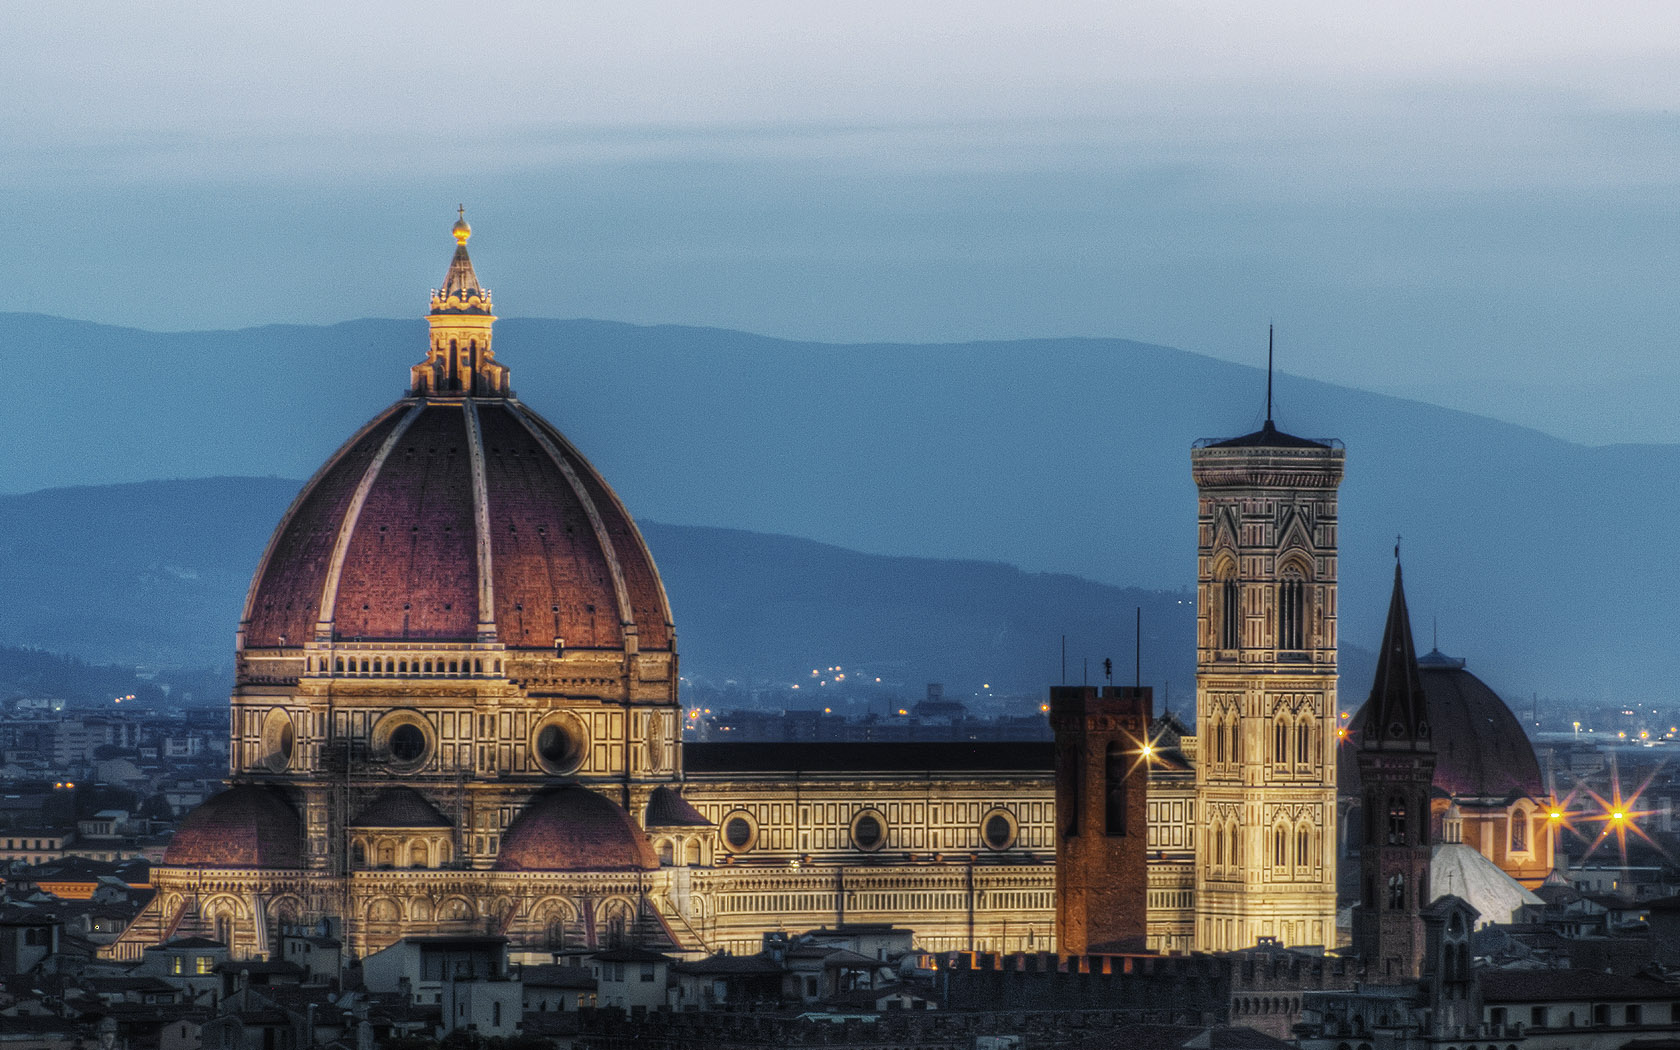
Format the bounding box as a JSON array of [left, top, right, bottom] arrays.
[[163, 786, 304, 869], [493, 785, 660, 872], [237, 227, 672, 654]]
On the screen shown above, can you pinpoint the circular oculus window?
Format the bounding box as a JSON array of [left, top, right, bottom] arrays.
[[530, 712, 589, 776], [260, 708, 295, 773], [372, 711, 435, 773], [982, 808, 1018, 850], [720, 810, 758, 854], [850, 809, 887, 852]]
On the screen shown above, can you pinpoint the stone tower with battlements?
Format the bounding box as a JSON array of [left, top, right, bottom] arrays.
[[1051, 685, 1153, 955]]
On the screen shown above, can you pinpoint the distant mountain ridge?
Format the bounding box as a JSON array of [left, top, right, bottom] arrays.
[[0, 477, 1244, 701], [3, 312, 1666, 699]]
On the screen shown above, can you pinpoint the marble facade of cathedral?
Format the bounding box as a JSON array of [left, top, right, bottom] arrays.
[[104, 221, 1552, 966]]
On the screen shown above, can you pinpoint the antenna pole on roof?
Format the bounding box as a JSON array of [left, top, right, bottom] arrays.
[[1061, 635, 1067, 686], [1135, 606, 1142, 689], [1266, 324, 1274, 425]]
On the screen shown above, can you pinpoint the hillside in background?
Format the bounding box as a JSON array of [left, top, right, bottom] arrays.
[[2, 313, 1664, 700], [0, 477, 1286, 705]]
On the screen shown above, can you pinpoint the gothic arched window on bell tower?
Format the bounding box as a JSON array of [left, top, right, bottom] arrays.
[[1274, 717, 1289, 765], [1387, 796, 1408, 844], [1278, 568, 1306, 651], [1387, 872, 1406, 910], [1295, 717, 1312, 766], [1296, 824, 1311, 868], [1221, 577, 1241, 650]]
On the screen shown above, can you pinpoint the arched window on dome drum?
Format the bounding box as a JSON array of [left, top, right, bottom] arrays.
[[1278, 570, 1305, 651], [1104, 743, 1127, 836], [1387, 797, 1408, 844], [1387, 872, 1406, 910], [1221, 579, 1241, 649], [1510, 812, 1527, 851]]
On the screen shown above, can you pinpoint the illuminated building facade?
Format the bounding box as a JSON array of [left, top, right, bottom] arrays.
[[1190, 418, 1345, 952], [103, 219, 1551, 967]]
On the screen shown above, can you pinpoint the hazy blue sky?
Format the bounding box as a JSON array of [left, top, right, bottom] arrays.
[[12, 3, 1680, 443]]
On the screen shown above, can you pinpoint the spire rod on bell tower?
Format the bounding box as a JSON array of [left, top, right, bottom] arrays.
[[1266, 324, 1274, 426]]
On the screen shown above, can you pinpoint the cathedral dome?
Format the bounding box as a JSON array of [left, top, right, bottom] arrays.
[[163, 786, 303, 869], [493, 785, 660, 872], [237, 222, 672, 655], [1341, 649, 1543, 800]]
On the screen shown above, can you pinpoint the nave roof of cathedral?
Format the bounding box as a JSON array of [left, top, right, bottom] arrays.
[[685, 741, 1055, 775]]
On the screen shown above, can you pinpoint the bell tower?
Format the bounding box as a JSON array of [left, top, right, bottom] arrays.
[[1352, 561, 1436, 979], [1190, 398, 1344, 952]]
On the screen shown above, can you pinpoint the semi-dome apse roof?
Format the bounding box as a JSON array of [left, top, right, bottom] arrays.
[[493, 785, 660, 872], [163, 786, 304, 869]]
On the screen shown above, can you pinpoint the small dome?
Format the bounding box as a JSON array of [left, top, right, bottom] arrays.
[[1342, 650, 1543, 801], [349, 787, 452, 829], [644, 786, 712, 828], [493, 786, 659, 872], [164, 786, 303, 869]]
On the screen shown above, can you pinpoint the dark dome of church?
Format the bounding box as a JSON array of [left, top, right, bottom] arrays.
[[348, 787, 452, 828], [1341, 649, 1543, 800], [644, 785, 712, 828], [493, 785, 660, 873], [238, 378, 671, 655], [163, 786, 303, 869]]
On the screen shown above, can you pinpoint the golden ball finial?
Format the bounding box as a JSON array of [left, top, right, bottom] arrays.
[[453, 204, 471, 245]]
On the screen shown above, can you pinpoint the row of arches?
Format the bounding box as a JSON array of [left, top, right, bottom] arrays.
[[1207, 819, 1321, 876], [313, 655, 504, 677], [349, 834, 453, 870]]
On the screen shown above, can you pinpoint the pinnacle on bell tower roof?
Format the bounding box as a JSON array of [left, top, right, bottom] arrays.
[[1362, 555, 1432, 750], [432, 206, 492, 315]]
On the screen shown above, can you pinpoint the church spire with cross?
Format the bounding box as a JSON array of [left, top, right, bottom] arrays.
[[1352, 549, 1438, 980]]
